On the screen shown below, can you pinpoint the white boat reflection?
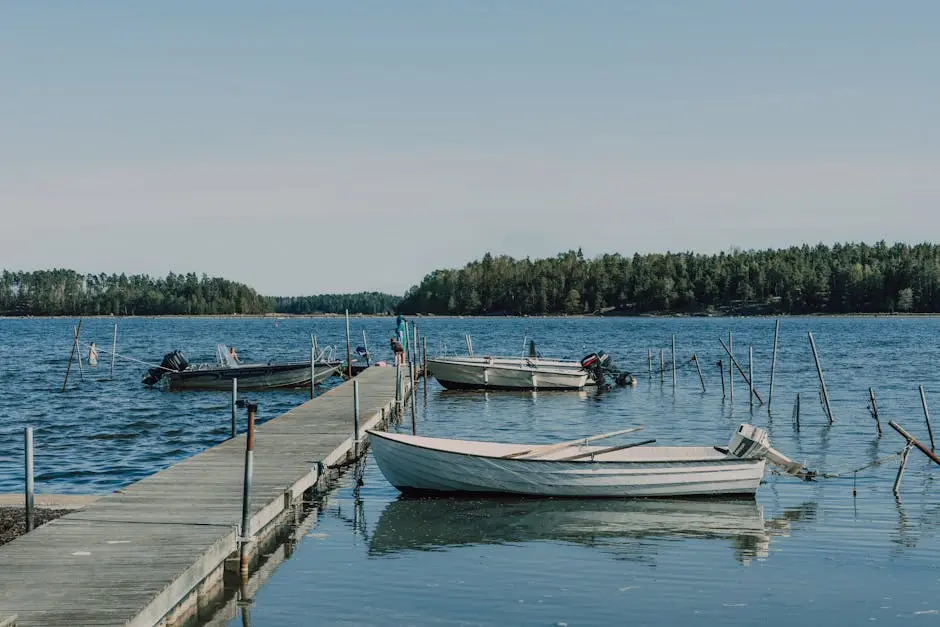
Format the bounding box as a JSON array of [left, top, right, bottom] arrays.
[[368, 497, 815, 564]]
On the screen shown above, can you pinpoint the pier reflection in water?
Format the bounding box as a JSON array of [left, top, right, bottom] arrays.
[[368, 495, 817, 565]]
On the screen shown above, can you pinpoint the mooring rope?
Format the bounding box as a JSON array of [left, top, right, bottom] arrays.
[[768, 448, 908, 480], [75, 342, 176, 371]]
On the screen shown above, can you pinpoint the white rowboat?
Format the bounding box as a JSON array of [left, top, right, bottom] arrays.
[[366, 424, 799, 498], [427, 356, 589, 390]]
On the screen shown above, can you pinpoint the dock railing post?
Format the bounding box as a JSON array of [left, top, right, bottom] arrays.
[[410, 362, 417, 435], [25, 426, 34, 532], [231, 378, 238, 438], [353, 379, 360, 457], [239, 402, 257, 578], [345, 310, 352, 379]]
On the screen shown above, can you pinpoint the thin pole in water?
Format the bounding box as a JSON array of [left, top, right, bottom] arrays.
[[423, 336, 428, 394], [410, 362, 417, 435], [795, 393, 801, 430], [717, 359, 725, 398], [748, 346, 755, 409], [362, 329, 371, 367], [894, 445, 911, 496], [807, 332, 834, 424], [239, 403, 258, 578], [647, 349, 652, 378], [920, 386, 935, 451], [660, 350, 665, 385], [869, 387, 882, 436], [110, 322, 117, 380], [62, 319, 83, 392], [345, 310, 352, 379], [231, 378, 238, 438], [768, 319, 780, 411], [25, 427, 34, 532], [692, 354, 706, 392], [671, 335, 677, 390], [74, 324, 85, 382], [728, 332, 734, 403]]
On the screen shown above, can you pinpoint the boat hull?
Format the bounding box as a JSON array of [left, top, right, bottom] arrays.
[[428, 358, 588, 390], [163, 362, 340, 391], [368, 431, 766, 498]]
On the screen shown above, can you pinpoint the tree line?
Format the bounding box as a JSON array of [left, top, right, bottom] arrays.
[[396, 241, 940, 316], [0, 270, 399, 316]]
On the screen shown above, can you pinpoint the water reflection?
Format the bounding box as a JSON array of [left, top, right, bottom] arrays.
[[368, 496, 817, 564]]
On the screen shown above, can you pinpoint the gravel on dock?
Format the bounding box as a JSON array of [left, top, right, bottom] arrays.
[[0, 507, 71, 547]]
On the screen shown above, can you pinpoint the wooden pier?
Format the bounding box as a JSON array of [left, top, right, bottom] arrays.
[[0, 366, 406, 626]]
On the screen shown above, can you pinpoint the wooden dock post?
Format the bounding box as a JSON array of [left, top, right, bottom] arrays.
[[671, 335, 677, 389], [239, 402, 258, 578], [353, 379, 360, 457], [345, 310, 352, 379], [110, 322, 117, 380], [647, 349, 652, 378], [728, 332, 734, 402], [919, 386, 935, 451], [24, 427, 34, 532], [717, 359, 725, 398], [361, 329, 371, 367], [748, 346, 755, 409], [692, 354, 706, 392], [768, 319, 779, 411], [868, 388, 882, 436], [231, 378, 238, 438], [807, 332, 834, 424], [61, 319, 83, 392]]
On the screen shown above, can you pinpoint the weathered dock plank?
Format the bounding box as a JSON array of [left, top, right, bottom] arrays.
[[0, 366, 404, 626]]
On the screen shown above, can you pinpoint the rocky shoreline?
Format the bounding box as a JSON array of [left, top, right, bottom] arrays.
[[0, 507, 71, 547]]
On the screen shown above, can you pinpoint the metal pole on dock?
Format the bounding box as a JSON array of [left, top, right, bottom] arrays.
[[807, 332, 834, 424], [239, 403, 258, 578], [231, 378, 238, 438], [671, 335, 677, 390], [353, 379, 360, 457], [395, 365, 402, 413], [692, 354, 706, 392], [868, 388, 882, 436], [728, 332, 734, 402], [768, 319, 779, 411], [61, 319, 83, 391], [25, 427, 34, 532], [413, 324, 419, 370], [110, 322, 117, 380], [345, 310, 352, 379], [310, 335, 316, 399], [410, 362, 417, 435], [920, 386, 935, 451], [361, 329, 371, 367], [748, 346, 755, 409]]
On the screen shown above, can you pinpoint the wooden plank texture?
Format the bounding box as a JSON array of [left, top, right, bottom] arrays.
[[0, 367, 403, 626]]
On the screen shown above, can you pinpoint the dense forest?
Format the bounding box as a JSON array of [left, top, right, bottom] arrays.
[[266, 293, 400, 315], [0, 270, 270, 315], [0, 270, 401, 316], [397, 242, 940, 316]]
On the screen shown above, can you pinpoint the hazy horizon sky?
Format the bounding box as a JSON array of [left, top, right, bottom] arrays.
[[2, 1, 938, 296]]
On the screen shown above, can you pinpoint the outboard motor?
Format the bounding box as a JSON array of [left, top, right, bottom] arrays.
[[142, 350, 189, 387], [581, 351, 635, 391]]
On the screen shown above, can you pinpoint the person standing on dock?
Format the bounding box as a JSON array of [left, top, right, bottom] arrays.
[[395, 313, 408, 357], [391, 337, 405, 365]]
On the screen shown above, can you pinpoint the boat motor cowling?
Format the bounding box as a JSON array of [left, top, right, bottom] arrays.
[[142, 350, 189, 387]]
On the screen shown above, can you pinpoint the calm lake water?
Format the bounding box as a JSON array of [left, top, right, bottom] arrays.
[[1, 315, 939, 625]]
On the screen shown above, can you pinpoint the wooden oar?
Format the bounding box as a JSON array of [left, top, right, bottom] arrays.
[[556, 439, 656, 462], [502, 426, 644, 459]]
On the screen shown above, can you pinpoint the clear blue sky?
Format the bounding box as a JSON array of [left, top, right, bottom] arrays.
[[2, 1, 937, 296]]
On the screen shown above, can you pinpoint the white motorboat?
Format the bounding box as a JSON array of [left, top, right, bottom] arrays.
[[366, 424, 809, 498], [426, 356, 590, 390]]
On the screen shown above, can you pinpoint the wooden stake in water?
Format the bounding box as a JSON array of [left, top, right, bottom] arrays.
[[718, 338, 765, 405], [717, 359, 725, 398], [728, 332, 734, 402], [868, 387, 882, 436], [768, 319, 779, 411], [74, 324, 85, 382], [807, 332, 834, 424], [794, 392, 801, 430], [894, 445, 912, 496], [660, 350, 665, 385], [692, 354, 706, 392], [110, 322, 117, 380], [647, 349, 652, 378], [231, 378, 238, 438], [25, 426, 34, 532], [748, 346, 755, 409], [920, 386, 935, 451], [61, 319, 83, 391], [671, 335, 677, 390], [345, 310, 352, 378], [361, 329, 371, 367]]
